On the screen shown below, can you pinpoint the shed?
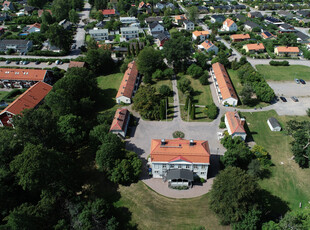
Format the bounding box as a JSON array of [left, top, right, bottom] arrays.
[[267, 117, 281, 131]]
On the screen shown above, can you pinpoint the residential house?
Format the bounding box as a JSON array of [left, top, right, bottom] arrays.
[[222, 18, 237, 32], [296, 10, 310, 18], [0, 82, 52, 127], [0, 40, 33, 54], [116, 61, 140, 104], [210, 5, 230, 11], [244, 21, 261, 32], [0, 12, 10, 21], [95, 21, 105, 28], [156, 32, 169, 47], [38, 9, 52, 17], [236, 14, 246, 22], [42, 40, 61, 53], [274, 46, 300, 57], [156, 2, 175, 10], [230, 34, 250, 42], [138, 1, 151, 10], [0, 68, 52, 89], [225, 111, 247, 140], [175, 15, 187, 24], [109, 108, 130, 138], [261, 31, 275, 39], [89, 28, 109, 41], [192, 30, 209, 42], [198, 40, 218, 54], [101, 9, 115, 17], [26, 23, 41, 33], [16, 9, 25, 17], [145, 16, 162, 24], [58, 19, 72, 30], [247, 12, 263, 18], [2, 1, 15, 11], [197, 6, 208, 13], [120, 17, 137, 24], [264, 16, 282, 25], [278, 23, 295, 33], [243, 43, 265, 53], [148, 22, 164, 34], [267, 117, 281, 131], [183, 20, 194, 31], [295, 31, 310, 43], [145, 8, 160, 15], [231, 4, 246, 10], [150, 138, 211, 184], [210, 62, 238, 106], [24, 6, 36, 15], [277, 10, 294, 19], [210, 15, 225, 23], [120, 26, 139, 39], [68, 61, 86, 69]]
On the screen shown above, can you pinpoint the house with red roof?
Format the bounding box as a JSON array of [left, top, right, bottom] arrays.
[[109, 108, 130, 138], [68, 61, 86, 69], [150, 138, 210, 187], [116, 61, 140, 104], [26, 23, 41, 33], [101, 9, 115, 17], [224, 111, 247, 140], [222, 18, 237, 32], [2, 1, 15, 11], [0, 82, 52, 127], [198, 40, 218, 54]]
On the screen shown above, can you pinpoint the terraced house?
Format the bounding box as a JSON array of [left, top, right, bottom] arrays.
[[274, 46, 300, 57], [120, 27, 139, 39]]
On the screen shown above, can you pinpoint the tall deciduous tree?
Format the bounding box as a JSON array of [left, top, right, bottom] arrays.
[[28, 0, 48, 8], [46, 23, 72, 51], [186, 6, 199, 23], [69, 9, 79, 23], [85, 49, 114, 75], [52, 0, 71, 21], [137, 47, 164, 78]]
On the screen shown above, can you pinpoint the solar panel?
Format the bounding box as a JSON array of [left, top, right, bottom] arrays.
[[264, 32, 272, 37]]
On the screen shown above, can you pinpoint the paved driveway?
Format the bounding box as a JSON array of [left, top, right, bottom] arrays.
[[268, 81, 310, 97]]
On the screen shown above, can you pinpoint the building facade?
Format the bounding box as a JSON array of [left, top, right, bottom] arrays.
[[120, 27, 139, 39], [89, 28, 109, 41], [225, 111, 247, 140], [0, 40, 33, 54]]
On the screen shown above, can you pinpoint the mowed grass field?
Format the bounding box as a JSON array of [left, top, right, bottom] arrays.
[[116, 181, 229, 230], [243, 110, 310, 210], [256, 65, 310, 81]]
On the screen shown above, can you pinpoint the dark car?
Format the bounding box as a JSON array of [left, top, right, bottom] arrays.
[[291, 96, 299, 102], [35, 61, 41, 65], [5, 60, 11, 64], [280, 96, 287, 102], [299, 79, 306, 84], [15, 61, 19, 65]]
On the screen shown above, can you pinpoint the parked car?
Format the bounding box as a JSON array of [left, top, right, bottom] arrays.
[[22, 61, 29, 65], [35, 61, 41, 65], [291, 96, 299, 102], [280, 96, 287, 102], [295, 78, 300, 84], [5, 60, 11, 64], [19, 61, 23, 65], [71, 44, 76, 49], [55, 60, 62, 65], [47, 61, 52, 65], [299, 79, 306, 84]]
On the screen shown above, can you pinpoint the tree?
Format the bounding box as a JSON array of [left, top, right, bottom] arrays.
[[152, 69, 164, 80], [159, 85, 171, 97], [178, 78, 193, 94], [52, 0, 71, 21], [137, 47, 164, 78], [195, 52, 208, 69], [46, 23, 71, 52], [199, 73, 209, 85], [128, 6, 137, 16], [132, 85, 161, 120], [307, 108, 310, 117], [163, 33, 192, 71], [28, 0, 48, 8], [159, 99, 166, 120], [163, 68, 174, 79], [69, 9, 79, 23], [41, 11, 54, 25], [209, 167, 261, 225], [205, 103, 218, 119], [186, 6, 199, 23], [233, 209, 262, 230], [187, 64, 204, 79], [85, 49, 114, 75], [247, 159, 263, 179], [190, 103, 195, 120], [240, 84, 254, 105], [163, 16, 173, 30]]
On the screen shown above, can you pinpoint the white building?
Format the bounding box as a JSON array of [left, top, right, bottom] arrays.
[[183, 20, 195, 31], [222, 18, 238, 32], [109, 108, 130, 138], [150, 138, 211, 187], [192, 30, 209, 42], [89, 28, 109, 41], [148, 22, 164, 34], [225, 111, 247, 140], [267, 117, 282, 131], [27, 23, 41, 33], [120, 17, 138, 24], [120, 26, 139, 39]]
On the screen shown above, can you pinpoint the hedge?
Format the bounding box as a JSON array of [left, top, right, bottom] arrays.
[[269, 60, 289, 66]]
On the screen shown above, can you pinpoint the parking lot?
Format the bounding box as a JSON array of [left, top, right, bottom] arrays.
[[0, 61, 69, 70]]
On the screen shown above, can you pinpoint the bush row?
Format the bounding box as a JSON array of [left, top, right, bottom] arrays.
[[269, 60, 289, 66]]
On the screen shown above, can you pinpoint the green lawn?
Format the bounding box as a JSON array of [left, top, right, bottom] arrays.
[[0, 91, 9, 101], [115, 181, 230, 230], [85, 34, 91, 42], [243, 110, 310, 210], [256, 65, 310, 81], [97, 73, 124, 112]]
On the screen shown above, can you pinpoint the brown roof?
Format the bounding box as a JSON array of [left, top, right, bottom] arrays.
[[116, 61, 138, 99], [68, 61, 85, 68], [225, 111, 246, 134], [0, 82, 52, 116], [230, 34, 250, 40], [200, 40, 215, 50], [0, 68, 47, 81], [223, 18, 235, 27], [244, 43, 265, 51], [275, 46, 299, 53], [212, 62, 238, 100], [101, 9, 115, 15], [29, 23, 41, 29], [110, 108, 130, 132], [175, 15, 187, 21], [193, 30, 209, 37], [150, 138, 210, 163]]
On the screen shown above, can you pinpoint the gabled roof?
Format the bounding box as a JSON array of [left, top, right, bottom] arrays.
[[296, 31, 310, 41], [261, 31, 274, 39], [212, 62, 237, 100], [175, 15, 187, 21], [110, 108, 130, 132], [149, 21, 162, 29], [248, 11, 263, 17], [225, 111, 246, 134], [193, 30, 209, 37], [211, 15, 225, 20], [230, 33, 250, 40], [150, 138, 210, 163], [0, 68, 47, 81], [116, 61, 139, 99], [0, 81, 52, 116], [183, 19, 193, 25], [268, 117, 281, 128], [223, 18, 235, 27], [3, 1, 12, 7], [200, 40, 215, 50], [244, 43, 265, 51], [101, 9, 115, 15], [68, 61, 85, 68], [275, 46, 299, 53], [28, 23, 41, 29], [157, 32, 169, 41], [244, 20, 261, 29]]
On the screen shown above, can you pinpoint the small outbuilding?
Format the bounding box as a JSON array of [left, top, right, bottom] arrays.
[[267, 117, 281, 131]]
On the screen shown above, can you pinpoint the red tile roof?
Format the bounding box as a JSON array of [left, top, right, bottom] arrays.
[[116, 61, 139, 99], [230, 34, 250, 40], [223, 18, 235, 27], [150, 138, 210, 163], [68, 61, 85, 68], [29, 23, 41, 29], [110, 108, 130, 132], [0, 82, 52, 116], [200, 40, 215, 50], [244, 43, 265, 51], [3, 1, 12, 7], [275, 46, 299, 53], [101, 9, 115, 15], [225, 111, 246, 134], [212, 62, 238, 100], [193, 30, 209, 37], [0, 68, 47, 81]]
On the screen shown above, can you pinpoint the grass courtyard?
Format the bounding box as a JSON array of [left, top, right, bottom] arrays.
[[116, 181, 229, 230], [256, 65, 310, 81], [243, 110, 310, 210]]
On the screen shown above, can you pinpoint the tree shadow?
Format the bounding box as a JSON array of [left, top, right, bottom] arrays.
[[125, 142, 145, 157], [96, 88, 118, 111], [127, 117, 140, 138], [244, 122, 255, 142], [113, 206, 138, 230], [207, 154, 221, 179]]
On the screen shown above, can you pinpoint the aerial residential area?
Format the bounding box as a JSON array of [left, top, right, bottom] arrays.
[[0, 0, 310, 229]]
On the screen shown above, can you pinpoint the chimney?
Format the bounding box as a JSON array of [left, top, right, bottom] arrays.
[[189, 139, 194, 146], [161, 139, 165, 146], [240, 118, 245, 127]]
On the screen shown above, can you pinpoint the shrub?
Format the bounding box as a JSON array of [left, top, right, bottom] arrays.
[[199, 73, 209, 85], [219, 122, 226, 129], [205, 103, 218, 119], [178, 78, 193, 93], [173, 131, 185, 138], [307, 108, 310, 117], [187, 64, 204, 79], [220, 115, 225, 122], [269, 60, 289, 66], [200, 178, 206, 183], [159, 85, 172, 97]]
